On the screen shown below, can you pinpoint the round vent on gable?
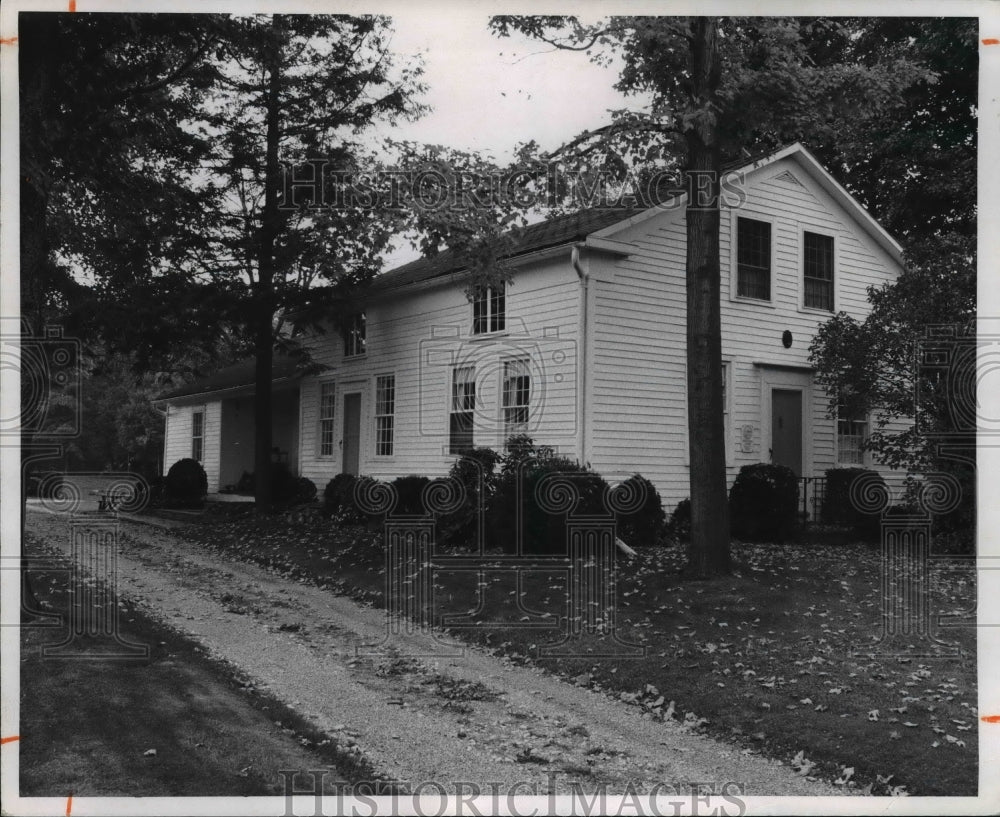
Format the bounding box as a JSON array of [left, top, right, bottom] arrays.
[[782, 330, 793, 348]]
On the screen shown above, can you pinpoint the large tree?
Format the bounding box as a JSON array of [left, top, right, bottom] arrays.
[[188, 14, 424, 508], [490, 16, 930, 575]]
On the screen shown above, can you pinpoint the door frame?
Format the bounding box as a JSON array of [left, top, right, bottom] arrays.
[[339, 379, 367, 475], [758, 365, 814, 477]]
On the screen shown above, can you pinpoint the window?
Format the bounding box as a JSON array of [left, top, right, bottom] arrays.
[[191, 409, 204, 462], [319, 382, 336, 456], [449, 366, 475, 454], [375, 375, 395, 456], [837, 402, 868, 465], [803, 231, 834, 310], [473, 282, 505, 334], [502, 358, 530, 439], [343, 312, 366, 357], [737, 217, 771, 300]]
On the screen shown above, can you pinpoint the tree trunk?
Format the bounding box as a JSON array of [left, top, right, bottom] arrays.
[[252, 16, 285, 511], [684, 18, 732, 577]]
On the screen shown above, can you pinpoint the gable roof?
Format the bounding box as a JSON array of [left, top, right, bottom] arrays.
[[154, 355, 302, 403], [369, 207, 644, 294], [372, 142, 902, 296], [593, 142, 904, 265]]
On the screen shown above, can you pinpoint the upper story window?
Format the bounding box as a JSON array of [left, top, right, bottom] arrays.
[[473, 283, 505, 335], [191, 409, 205, 462], [343, 312, 366, 357], [736, 217, 771, 301], [803, 231, 834, 311]]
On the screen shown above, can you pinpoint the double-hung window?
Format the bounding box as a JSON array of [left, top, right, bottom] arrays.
[[837, 402, 868, 465], [319, 382, 336, 456], [191, 409, 205, 462], [803, 231, 834, 310], [449, 366, 475, 454], [736, 217, 771, 300], [502, 358, 530, 439], [375, 375, 395, 456], [473, 283, 505, 334], [344, 312, 366, 357]]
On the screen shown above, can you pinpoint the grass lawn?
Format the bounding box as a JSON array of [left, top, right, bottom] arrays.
[[18, 535, 377, 798], [177, 510, 978, 796]]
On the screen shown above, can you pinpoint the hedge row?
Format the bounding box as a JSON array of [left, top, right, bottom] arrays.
[[322, 436, 669, 553]]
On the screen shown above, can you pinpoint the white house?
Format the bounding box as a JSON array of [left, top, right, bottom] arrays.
[[155, 143, 905, 510]]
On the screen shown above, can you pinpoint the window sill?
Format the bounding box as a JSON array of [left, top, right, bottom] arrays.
[[729, 295, 775, 308], [798, 305, 835, 317], [468, 330, 509, 342], [343, 353, 368, 361]]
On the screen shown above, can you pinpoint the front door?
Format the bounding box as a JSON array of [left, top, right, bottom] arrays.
[[342, 392, 361, 476], [771, 389, 802, 476]]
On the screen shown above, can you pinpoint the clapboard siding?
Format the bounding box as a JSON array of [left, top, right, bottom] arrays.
[[297, 258, 582, 488], [586, 156, 903, 509], [162, 402, 222, 490], [163, 149, 907, 510]]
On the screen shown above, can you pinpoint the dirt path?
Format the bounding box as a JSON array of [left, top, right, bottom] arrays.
[[26, 509, 840, 797]]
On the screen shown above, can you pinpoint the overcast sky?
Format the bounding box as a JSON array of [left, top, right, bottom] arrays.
[[377, 11, 642, 267]]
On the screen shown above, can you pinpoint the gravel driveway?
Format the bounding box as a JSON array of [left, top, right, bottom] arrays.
[[26, 509, 841, 798]]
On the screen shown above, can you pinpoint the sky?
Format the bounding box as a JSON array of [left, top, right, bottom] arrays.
[[374, 12, 645, 268]]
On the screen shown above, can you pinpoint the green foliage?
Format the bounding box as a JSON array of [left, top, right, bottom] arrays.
[[165, 458, 208, 509], [729, 464, 800, 543], [821, 468, 885, 541], [614, 474, 668, 548]]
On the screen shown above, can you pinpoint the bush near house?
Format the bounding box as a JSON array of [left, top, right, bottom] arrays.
[[323, 473, 362, 522], [729, 463, 799, 542], [486, 455, 611, 555], [822, 467, 886, 541], [666, 498, 692, 544], [388, 475, 432, 516], [165, 458, 208, 509], [437, 447, 503, 549], [613, 474, 668, 548]]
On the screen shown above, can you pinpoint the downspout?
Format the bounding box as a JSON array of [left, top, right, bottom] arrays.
[[571, 245, 589, 466]]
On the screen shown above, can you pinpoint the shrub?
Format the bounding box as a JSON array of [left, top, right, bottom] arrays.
[[613, 474, 668, 548], [389, 475, 431, 516], [292, 476, 317, 504], [500, 434, 554, 476], [438, 447, 503, 548], [165, 458, 208, 509], [822, 467, 886, 540], [666, 498, 692, 544], [486, 456, 611, 555], [324, 473, 362, 522], [729, 463, 799, 542]]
